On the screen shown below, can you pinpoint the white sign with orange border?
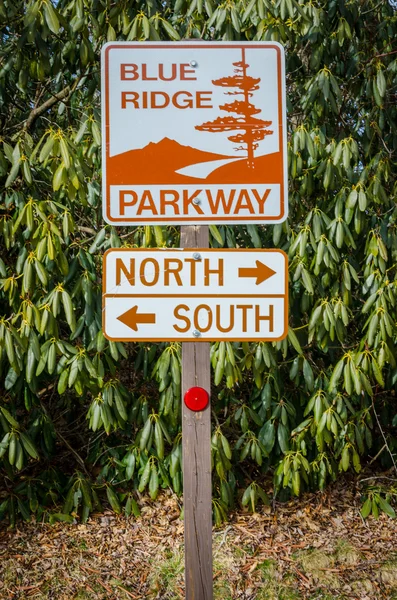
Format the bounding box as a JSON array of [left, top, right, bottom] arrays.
[[101, 42, 287, 226], [102, 249, 288, 342]]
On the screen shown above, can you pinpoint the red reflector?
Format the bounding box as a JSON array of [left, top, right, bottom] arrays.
[[184, 387, 209, 412]]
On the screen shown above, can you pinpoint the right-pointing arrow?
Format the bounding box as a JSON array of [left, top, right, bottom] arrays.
[[238, 260, 276, 285], [117, 305, 156, 331]]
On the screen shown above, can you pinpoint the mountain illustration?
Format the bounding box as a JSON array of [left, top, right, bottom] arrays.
[[107, 137, 283, 185], [107, 138, 233, 185]]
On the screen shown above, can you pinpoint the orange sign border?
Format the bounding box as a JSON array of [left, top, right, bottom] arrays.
[[102, 42, 287, 225], [102, 248, 288, 342]]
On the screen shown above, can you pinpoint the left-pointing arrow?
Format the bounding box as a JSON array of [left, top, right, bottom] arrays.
[[117, 306, 156, 331]]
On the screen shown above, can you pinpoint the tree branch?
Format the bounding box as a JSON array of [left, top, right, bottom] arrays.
[[23, 86, 71, 131], [39, 400, 90, 476], [372, 399, 397, 476], [23, 75, 83, 131]]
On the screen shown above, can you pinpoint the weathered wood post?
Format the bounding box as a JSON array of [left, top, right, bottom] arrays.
[[181, 225, 213, 600]]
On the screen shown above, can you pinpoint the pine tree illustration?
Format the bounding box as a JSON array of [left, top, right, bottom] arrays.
[[195, 48, 273, 168]]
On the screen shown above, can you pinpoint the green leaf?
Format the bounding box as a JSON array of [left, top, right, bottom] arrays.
[[221, 434, 232, 460], [377, 497, 396, 518], [360, 497, 372, 519], [57, 369, 69, 395], [43, 0, 60, 33], [341, 446, 350, 471], [303, 359, 314, 391], [53, 162, 65, 191], [302, 267, 314, 294], [50, 513, 75, 524], [125, 452, 136, 481], [142, 15, 150, 38], [277, 423, 289, 453], [106, 486, 121, 514], [1, 407, 19, 429], [59, 137, 71, 169], [62, 290, 76, 331], [149, 465, 159, 500], [40, 135, 55, 161], [114, 389, 128, 421], [242, 0, 256, 21], [214, 357, 224, 386], [138, 460, 151, 492], [292, 469, 300, 496], [258, 420, 275, 453], [209, 224, 223, 245], [241, 484, 251, 507], [34, 260, 48, 287], [5, 161, 20, 187], [376, 69, 386, 98], [125, 495, 140, 517], [247, 225, 261, 248], [329, 358, 345, 391], [287, 327, 302, 355], [80, 479, 93, 511], [161, 19, 180, 40], [19, 432, 39, 460], [91, 121, 101, 146], [371, 499, 379, 519], [154, 420, 164, 459], [371, 357, 384, 387]]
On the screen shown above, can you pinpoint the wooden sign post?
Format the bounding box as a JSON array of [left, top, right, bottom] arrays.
[[101, 41, 288, 600], [181, 225, 213, 599]]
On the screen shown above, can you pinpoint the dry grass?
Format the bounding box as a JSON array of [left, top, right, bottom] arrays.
[[334, 539, 362, 566], [297, 548, 339, 588], [381, 560, 397, 589]]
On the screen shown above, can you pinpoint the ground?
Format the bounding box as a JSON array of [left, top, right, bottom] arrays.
[[0, 477, 397, 600]]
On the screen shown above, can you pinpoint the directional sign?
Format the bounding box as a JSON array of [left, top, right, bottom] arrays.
[[102, 249, 288, 342], [101, 41, 287, 226]]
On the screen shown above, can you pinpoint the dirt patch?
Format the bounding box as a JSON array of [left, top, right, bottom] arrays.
[[0, 478, 397, 599]]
